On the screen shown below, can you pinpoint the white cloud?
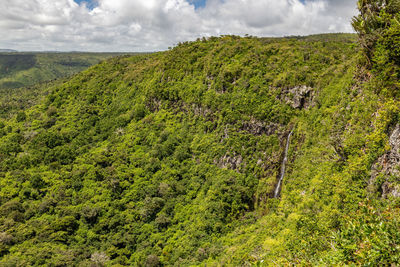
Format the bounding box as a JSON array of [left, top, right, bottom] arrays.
[[0, 0, 358, 51]]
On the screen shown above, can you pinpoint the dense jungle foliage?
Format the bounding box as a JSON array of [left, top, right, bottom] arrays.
[[1, 1, 400, 265]]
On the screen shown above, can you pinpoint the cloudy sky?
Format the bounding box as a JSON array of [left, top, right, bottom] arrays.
[[0, 0, 358, 52]]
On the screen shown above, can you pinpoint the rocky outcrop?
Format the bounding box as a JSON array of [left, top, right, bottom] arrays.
[[281, 85, 313, 109], [382, 182, 400, 198], [214, 119, 282, 173], [240, 119, 279, 136], [214, 152, 243, 171], [370, 124, 400, 198]]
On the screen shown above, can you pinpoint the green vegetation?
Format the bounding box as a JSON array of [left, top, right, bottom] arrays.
[[0, 53, 127, 90], [0, 34, 358, 265], [0, 1, 399, 265]]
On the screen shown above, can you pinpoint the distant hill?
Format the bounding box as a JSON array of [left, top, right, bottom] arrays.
[[0, 52, 130, 90], [258, 33, 357, 43], [0, 49, 17, 52]]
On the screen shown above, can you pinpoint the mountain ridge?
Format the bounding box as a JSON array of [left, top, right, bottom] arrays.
[[1, 0, 400, 265], [0, 34, 373, 266]]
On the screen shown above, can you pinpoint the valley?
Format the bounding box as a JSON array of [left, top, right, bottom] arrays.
[[0, 1, 399, 264]]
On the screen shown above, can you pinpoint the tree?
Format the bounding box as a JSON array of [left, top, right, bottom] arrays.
[[352, 0, 400, 68]]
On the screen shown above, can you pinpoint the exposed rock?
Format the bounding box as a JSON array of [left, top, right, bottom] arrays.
[[146, 98, 162, 112], [240, 119, 279, 136], [23, 130, 38, 140], [115, 127, 125, 136], [370, 124, 400, 198], [281, 85, 313, 109], [90, 251, 110, 265], [192, 103, 212, 117], [382, 182, 400, 198], [214, 152, 243, 171], [220, 126, 230, 142], [0, 232, 13, 245]]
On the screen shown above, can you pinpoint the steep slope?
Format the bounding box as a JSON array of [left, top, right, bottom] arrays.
[[1, 30, 399, 265], [0, 34, 369, 266]]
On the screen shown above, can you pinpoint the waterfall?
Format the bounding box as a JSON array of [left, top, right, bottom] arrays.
[[274, 130, 293, 198]]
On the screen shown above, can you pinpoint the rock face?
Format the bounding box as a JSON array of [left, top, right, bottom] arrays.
[[282, 85, 313, 109], [370, 124, 400, 198], [240, 119, 279, 136], [214, 152, 243, 171], [214, 120, 281, 172]]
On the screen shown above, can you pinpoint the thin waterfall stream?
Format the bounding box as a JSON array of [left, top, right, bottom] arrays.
[[274, 130, 293, 198]]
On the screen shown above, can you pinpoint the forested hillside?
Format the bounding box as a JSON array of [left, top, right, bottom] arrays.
[[0, 1, 400, 265], [0, 53, 126, 90]]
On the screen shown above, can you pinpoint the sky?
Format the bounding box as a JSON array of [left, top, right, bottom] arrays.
[[0, 0, 358, 52]]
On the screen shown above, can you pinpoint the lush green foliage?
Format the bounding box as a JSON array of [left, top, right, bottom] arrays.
[[0, 34, 364, 266], [0, 53, 128, 90], [0, 53, 133, 120], [352, 0, 400, 78], [0, 25, 399, 266]]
